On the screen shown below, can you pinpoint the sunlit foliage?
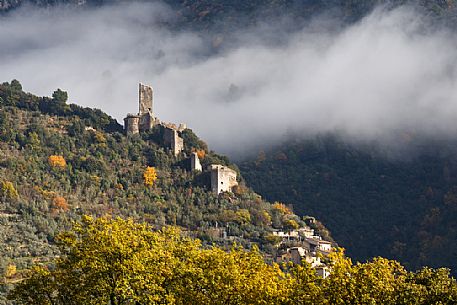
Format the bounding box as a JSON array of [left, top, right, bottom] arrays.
[[48, 155, 66, 168], [8, 217, 457, 305], [143, 166, 157, 186]]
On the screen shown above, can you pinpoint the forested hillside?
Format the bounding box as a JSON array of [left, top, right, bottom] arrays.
[[240, 134, 457, 275], [0, 80, 325, 302], [1, 0, 456, 29]]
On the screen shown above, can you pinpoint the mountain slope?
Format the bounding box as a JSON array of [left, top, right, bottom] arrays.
[[1, 0, 455, 28], [240, 134, 457, 274], [0, 80, 333, 303]]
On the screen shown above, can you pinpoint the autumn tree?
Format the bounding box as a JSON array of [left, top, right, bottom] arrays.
[[195, 149, 206, 159], [10, 216, 202, 304], [143, 166, 157, 186], [9, 218, 457, 305], [48, 155, 66, 168], [272, 202, 292, 215], [52, 196, 69, 212], [1, 180, 19, 200], [4, 264, 17, 278], [9, 216, 292, 305]]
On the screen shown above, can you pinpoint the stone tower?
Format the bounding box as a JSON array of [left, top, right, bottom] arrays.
[[139, 83, 153, 115], [124, 114, 140, 135], [190, 152, 202, 172], [209, 165, 238, 194], [163, 126, 184, 156]]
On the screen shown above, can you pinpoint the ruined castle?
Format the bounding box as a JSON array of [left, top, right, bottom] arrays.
[[124, 83, 185, 156], [124, 83, 156, 134], [124, 83, 238, 194]]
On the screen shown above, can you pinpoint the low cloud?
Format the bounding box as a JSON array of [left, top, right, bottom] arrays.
[[2, 3, 457, 156]]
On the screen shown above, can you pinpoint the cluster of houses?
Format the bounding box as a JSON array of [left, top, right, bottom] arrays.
[[272, 226, 333, 278], [124, 83, 238, 195]]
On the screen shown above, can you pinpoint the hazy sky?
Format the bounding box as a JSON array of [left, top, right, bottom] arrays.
[[2, 2, 457, 156]]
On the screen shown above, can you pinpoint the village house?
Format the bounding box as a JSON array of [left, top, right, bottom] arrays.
[[209, 165, 238, 194]]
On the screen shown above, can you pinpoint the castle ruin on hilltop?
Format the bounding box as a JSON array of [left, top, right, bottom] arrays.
[[124, 83, 156, 134], [123, 83, 238, 195], [124, 83, 185, 156]]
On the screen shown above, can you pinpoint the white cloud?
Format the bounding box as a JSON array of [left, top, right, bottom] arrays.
[[2, 3, 457, 156]]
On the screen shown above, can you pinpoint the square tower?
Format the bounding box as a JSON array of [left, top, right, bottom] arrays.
[[209, 165, 238, 194], [139, 83, 153, 115]]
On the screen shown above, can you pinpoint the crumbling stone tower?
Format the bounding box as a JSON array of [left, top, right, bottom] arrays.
[[124, 83, 156, 135], [163, 126, 184, 156], [139, 83, 153, 115], [138, 83, 156, 132], [124, 115, 140, 135]]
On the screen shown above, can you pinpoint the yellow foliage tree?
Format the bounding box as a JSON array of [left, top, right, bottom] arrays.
[[1, 181, 19, 200], [272, 202, 292, 215], [5, 264, 17, 278], [9, 216, 291, 305], [143, 166, 157, 186], [48, 155, 66, 168], [9, 218, 457, 305]]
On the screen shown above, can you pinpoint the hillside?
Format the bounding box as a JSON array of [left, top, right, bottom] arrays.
[[0, 80, 335, 302], [1, 0, 456, 29], [239, 133, 457, 275]]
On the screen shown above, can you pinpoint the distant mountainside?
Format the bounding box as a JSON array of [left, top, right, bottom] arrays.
[[1, 0, 456, 29], [240, 133, 457, 275], [0, 80, 333, 303]]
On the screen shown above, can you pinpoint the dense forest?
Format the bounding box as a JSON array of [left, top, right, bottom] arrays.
[[240, 133, 457, 275], [1, 0, 456, 30], [0, 80, 329, 303]]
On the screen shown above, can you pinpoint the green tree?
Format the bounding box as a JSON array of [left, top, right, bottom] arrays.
[[52, 89, 68, 103]]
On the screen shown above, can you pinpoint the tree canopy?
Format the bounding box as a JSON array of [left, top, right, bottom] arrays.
[[9, 217, 457, 305]]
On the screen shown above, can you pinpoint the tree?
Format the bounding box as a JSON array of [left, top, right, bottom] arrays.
[[10, 216, 202, 304], [1, 180, 19, 200], [48, 155, 66, 169], [179, 245, 290, 305], [52, 89, 68, 103], [283, 218, 299, 231], [9, 216, 290, 305], [272, 202, 292, 215], [8, 217, 457, 305], [10, 79, 22, 92], [143, 166, 157, 186], [52, 196, 69, 212], [5, 264, 17, 278]]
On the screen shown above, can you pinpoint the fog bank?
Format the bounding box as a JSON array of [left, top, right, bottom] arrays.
[[1, 3, 457, 156]]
